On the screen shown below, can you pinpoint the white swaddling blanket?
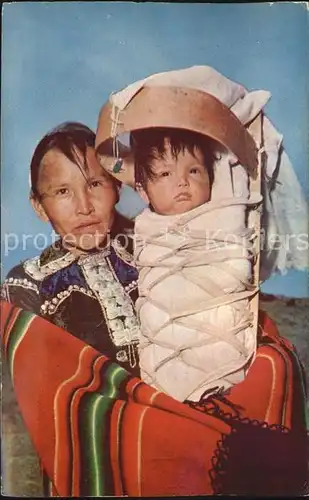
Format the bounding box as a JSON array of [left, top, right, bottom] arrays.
[[134, 158, 262, 402]]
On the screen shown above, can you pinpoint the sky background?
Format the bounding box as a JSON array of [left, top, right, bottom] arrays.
[[1, 1, 308, 296]]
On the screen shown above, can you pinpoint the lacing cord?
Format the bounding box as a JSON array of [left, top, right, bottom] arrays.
[[110, 100, 124, 160], [135, 195, 262, 399]]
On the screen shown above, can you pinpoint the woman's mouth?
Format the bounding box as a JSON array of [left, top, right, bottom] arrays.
[[74, 221, 101, 233]]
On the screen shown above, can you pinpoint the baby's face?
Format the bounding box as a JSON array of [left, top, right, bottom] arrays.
[[142, 146, 211, 215]]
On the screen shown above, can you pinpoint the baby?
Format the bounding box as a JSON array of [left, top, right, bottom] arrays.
[[133, 128, 214, 216], [95, 64, 307, 403], [132, 127, 256, 402]]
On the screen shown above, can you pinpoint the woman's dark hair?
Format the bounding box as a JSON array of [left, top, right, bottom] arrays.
[[30, 121, 120, 199], [131, 127, 216, 190]]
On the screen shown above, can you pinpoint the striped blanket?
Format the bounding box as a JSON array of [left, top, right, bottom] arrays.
[[1, 300, 308, 496]]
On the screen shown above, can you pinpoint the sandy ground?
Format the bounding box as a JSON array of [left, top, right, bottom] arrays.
[[1, 363, 43, 496], [1, 296, 308, 496], [260, 296, 309, 399]]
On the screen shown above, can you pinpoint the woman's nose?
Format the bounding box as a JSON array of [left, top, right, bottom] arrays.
[[75, 190, 94, 215]]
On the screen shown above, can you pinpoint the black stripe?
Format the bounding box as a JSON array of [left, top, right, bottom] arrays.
[[102, 400, 117, 494], [78, 392, 96, 496]]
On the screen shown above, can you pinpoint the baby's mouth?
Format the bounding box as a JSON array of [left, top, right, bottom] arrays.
[[174, 192, 192, 201]]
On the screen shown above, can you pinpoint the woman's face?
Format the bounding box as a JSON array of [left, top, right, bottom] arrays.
[[32, 147, 118, 254]]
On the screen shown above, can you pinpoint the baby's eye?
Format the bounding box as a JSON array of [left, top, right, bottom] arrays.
[[190, 167, 201, 175], [159, 171, 171, 178]]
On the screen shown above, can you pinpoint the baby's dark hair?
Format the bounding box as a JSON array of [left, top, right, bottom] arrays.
[[131, 127, 216, 190]]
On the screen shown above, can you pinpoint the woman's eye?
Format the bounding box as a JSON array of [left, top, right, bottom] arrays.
[[55, 188, 69, 196], [89, 180, 105, 188], [90, 180, 101, 188]]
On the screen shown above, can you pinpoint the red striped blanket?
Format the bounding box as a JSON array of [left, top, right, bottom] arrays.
[[1, 300, 308, 496]]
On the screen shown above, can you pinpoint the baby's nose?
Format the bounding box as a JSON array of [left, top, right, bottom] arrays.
[[178, 175, 189, 186]]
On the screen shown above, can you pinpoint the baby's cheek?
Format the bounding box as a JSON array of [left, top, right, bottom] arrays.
[[152, 194, 175, 215], [195, 183, 210, 203]]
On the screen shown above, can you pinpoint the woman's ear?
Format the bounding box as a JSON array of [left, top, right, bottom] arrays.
[[135, 183, 150, 205], [30, 195, 49, 223]]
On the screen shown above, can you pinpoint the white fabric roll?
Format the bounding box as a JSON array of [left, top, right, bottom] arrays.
[[134, 155, 259, 401]]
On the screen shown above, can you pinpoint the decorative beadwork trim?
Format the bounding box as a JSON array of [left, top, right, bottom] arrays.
[[1, 283, 9, 301], [78, 247, 110, 265], [80, 254, 140, 366], [111, 238, 136, 266], [23, 238, 135, 281], [4, 277, 39, 294], [40, 285, 95, 315], [124, 280, 138, 293], [24, 253, 76, 281]]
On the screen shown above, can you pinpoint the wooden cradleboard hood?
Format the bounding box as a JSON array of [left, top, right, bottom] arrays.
[[95, 85, 258, 188]]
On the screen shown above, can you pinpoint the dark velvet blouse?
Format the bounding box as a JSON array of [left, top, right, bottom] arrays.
[[2, 212, 140, 377]]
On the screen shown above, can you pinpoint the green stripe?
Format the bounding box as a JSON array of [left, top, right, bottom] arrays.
[[81, 394, 112, 495], [6, 310, 35, 378], [80, 363, 128, 495], [103, 363, 128, 399], [90, 394, 110, 495]]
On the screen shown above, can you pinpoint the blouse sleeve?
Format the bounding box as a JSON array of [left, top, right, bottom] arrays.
[[1, 263, 42, 315]]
